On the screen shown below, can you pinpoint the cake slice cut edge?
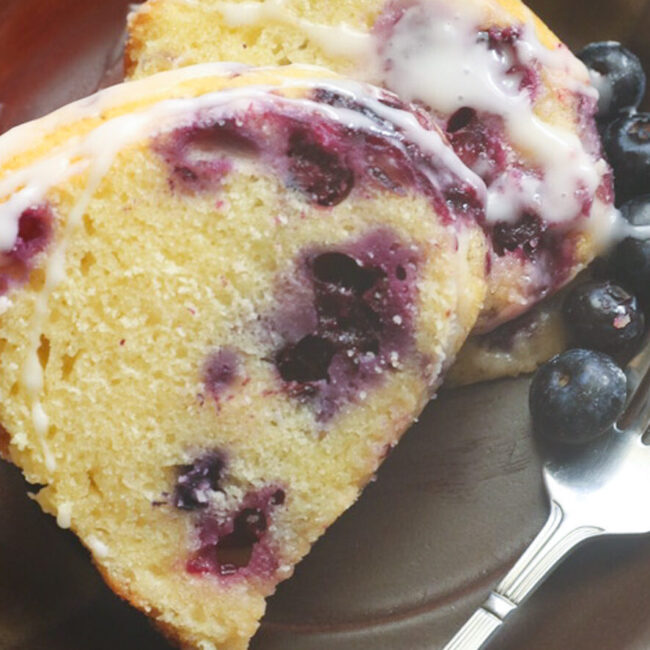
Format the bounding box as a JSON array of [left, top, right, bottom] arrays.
[[0, 64, 487, 649]]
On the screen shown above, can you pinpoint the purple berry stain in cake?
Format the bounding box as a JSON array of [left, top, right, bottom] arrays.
[[173, 451, 226, 511], [154, 90, 484, 225], [490, 210, 577, 291], [186, 486, 286, 579], [374, 2, 540, 102], [203, 348, 239, 403], [286, 128, 354, 206], [154, 117, 258, 191], [446, 109, 508, 186], [308, 89, 484, 223], [372, 1, 598, 302], [478, 27, 541, 99], [273, 228, 419, 420], [0, 203, 53, 294], [492, 213, 543, 257]]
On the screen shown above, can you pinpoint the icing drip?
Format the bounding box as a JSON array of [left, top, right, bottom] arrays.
[[56, 502, 73, 529], [0, 65, 484, 211], [198, 0, 616, 234], [377, 0, 602, 227], [87, 535, 111, 558]]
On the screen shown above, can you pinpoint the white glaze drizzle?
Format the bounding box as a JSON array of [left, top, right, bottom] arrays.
[[377, 0, 605, 228], [1, 69, 485, 221], [201, 0, 374, 62], [0, 159, 88, 252], [0, 62, 247, 164], [198, 0, 615, 233], [0, 63, 484, 474], [56, 502, 73, 529], [87, 534, 111, 558], [0, 66, 486, 215], [19, 118, 146, 472]]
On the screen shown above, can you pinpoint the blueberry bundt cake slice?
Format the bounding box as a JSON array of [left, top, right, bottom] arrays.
[[126, 0, 618, 336], [0, 64, 486, 648], [446, 290, 568, 385]]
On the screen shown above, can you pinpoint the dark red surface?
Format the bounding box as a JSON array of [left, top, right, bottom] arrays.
[[0, 0, 134, 132], [2, 1, 650, 649]]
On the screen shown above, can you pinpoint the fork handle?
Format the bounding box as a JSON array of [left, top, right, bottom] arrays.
[[443, 500, 603, 650]]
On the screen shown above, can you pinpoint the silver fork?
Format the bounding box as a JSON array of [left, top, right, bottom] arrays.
[[443, 335, 650, 650]]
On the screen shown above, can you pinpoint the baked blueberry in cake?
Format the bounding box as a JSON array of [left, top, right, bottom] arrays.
[[126, 0, 618, 338], [0, 65, 487, 649]]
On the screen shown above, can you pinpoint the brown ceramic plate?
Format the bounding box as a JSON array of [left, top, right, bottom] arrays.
[[2, 1, 650, 648]]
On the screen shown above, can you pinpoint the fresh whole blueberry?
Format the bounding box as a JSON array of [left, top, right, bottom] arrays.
[[562, 281, 645, 352], [610, 237, 650, 308], [529, 349, 627, 444], [602, 112, 650, 204], [578, 42, 646, 120]]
